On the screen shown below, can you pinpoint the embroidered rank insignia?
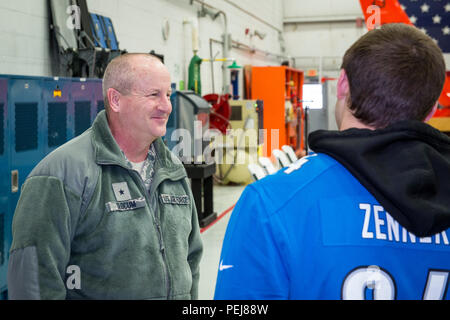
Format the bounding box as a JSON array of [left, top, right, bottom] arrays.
[[160, 194, 190, 205], [112, 182, 132, 201]]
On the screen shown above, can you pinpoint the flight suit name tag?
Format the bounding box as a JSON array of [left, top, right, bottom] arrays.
[[106, 197, 146, 213]]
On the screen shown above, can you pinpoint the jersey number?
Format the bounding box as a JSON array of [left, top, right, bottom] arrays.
[[342, 266, 449, 300]]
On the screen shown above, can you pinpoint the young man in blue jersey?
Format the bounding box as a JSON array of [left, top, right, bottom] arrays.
[[214, 23, 450, 300]]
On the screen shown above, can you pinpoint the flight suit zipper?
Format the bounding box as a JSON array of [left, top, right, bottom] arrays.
[[131, 169, 172, 299], [155, 222, 171, 299], [146, 166, 186, 299]]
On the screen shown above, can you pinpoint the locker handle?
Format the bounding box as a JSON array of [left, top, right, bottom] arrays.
[[11, 170, 19, 193]]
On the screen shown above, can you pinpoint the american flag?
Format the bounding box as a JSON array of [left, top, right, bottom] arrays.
[[359, 0, 450, 108], [398, 0, 450, 53]]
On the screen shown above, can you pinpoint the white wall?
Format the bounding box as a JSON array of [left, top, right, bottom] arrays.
[[283, 0, 365, 78], [283, 0, 449, 74], [0, 0, 52, 75], [87, 0, 285, 95], [282, 0, 364, 132], [284, 22, 365, 75], [0, 0, 285, 96], [284, 0, 362, 22]]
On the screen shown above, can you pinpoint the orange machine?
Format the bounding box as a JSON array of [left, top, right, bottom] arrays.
[[251, 66, 304, 157]]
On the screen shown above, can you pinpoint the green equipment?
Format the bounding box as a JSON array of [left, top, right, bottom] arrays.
[[188, 54, 203, 94]]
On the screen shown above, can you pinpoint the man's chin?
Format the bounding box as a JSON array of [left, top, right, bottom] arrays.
[[150, 127, 166, 140]]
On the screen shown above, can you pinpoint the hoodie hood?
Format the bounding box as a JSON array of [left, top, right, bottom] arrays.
[[309, 120, 450, 237]]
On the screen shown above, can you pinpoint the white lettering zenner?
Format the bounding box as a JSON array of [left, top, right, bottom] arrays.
[[359, 203, 449, 245]]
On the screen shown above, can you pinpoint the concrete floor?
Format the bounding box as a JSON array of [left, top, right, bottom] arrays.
[[198, 183, 246, 300]]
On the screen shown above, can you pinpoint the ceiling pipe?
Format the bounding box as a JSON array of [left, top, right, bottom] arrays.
[[191, 0, 230, 94]]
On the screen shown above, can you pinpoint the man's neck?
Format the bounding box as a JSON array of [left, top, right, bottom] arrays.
[[119, 139, 151, 163], [339, 109, 376, 131], [108, 121, 153, 162]]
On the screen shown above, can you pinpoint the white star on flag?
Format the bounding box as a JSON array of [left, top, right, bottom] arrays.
[[399, 0, 450, 52], [443, 26, 450, 35], [421, 3, 430, 13], [433, 15, 442, 24]]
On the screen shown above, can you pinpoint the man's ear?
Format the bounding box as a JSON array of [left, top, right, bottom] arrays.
[[337, 69, 349, 100], [107, 88, 121, 113], [424, 102, 438, 122]]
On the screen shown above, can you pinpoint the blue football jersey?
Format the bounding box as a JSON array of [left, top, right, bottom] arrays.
[[214, 153, 450, 300]]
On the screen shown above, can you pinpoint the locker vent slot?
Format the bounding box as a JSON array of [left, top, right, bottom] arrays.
[[97, 100, 105, 114], [15, 103, 38, 152], [0, 103, 4, 155], [48, 102, 67, 147], [74, 101, 91, 137]]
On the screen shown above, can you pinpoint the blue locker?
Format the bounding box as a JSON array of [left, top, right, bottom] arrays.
[[89, 79, 104, 117], [70, 79, 95, 138], [43, 77, 72, 155], [0, 78, 9, 298], [0, 74, 104, 299], [8, 78, 46, 251]]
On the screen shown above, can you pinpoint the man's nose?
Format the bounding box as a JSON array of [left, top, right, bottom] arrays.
[[159, 95, 172, 113]]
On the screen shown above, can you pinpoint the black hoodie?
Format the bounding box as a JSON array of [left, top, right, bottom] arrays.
[[309, 120, 450, 237]]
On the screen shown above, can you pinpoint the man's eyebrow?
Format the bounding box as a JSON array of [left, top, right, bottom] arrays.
[[141, 89, 172, 96], [139, 88, 160, 94]]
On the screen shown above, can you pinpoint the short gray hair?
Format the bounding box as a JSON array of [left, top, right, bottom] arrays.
[[102, 53, 162, 113]]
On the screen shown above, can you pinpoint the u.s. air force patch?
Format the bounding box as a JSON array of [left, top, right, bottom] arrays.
[[160, 194, 190, 205]]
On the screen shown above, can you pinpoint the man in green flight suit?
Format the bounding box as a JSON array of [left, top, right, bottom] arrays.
[[8, 53, 203, 300]]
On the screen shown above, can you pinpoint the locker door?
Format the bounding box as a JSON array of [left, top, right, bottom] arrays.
[[90, 80, 104, 119], [0, 78, 9, 296], [43, 78, 71, 155], [8, 78, 45, 242], [70, 80, 94, 138]]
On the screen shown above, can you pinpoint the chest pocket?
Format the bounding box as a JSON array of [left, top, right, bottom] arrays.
[[159, 193, 192, 227]]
